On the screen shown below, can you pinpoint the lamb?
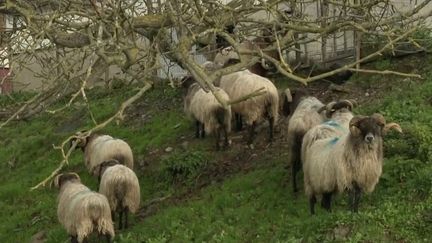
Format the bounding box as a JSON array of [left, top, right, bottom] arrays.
[[72, 132, 134, 177], [285, 90, 354, 193], [214, 69, 279, 144], [302, 113, 402, 214], [183, 80, 232, 150], [53, 172, 115, 243], [98, 160, 140, 230]]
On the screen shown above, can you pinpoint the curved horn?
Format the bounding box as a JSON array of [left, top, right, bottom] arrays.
[[339, 99, 354, 111], [317, 105, 327, 114], [326, 101, 337, 110], [383, 122, 403, 134], [349, 115, 367, 127], [371, 113, 386, 127], [320, 101, 336, 115]]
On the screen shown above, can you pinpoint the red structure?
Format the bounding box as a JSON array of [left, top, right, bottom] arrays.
[[0, 68, 12, 94]]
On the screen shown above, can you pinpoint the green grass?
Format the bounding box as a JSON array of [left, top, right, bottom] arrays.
[[1, 54, 432, 242]]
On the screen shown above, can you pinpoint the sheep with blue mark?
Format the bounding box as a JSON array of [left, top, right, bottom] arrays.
[[302, 113, 402, 214], [284, 90, 354, 193]]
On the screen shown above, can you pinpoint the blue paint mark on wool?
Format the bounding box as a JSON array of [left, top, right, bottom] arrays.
[[323, 120, 340, 127], [329, 137, 339, 145]]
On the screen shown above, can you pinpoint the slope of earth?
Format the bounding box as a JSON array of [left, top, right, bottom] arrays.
[[0, 54, 431, 242]]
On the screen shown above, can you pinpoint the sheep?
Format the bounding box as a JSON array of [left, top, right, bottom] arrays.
[[72, 132, 134, 177], [97, 160, 140, 230], [215, 69, 279, 145], [183, 80, 232, 150], [302, 113, 402, 214], [285, 90, 354, 193], [53, 172, 115, 243]]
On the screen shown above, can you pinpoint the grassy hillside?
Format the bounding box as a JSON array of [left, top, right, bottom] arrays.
[[0, 54, 431, 242]]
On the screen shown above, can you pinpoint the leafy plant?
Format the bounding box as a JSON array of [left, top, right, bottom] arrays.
[[160, 150, 209, 184]]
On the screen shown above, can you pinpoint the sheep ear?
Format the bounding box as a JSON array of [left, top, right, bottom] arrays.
[[52, 174, 62, 188], [371, 113, 386, 127], [383, 122, 403, 135], [284, 88, 292, 102]]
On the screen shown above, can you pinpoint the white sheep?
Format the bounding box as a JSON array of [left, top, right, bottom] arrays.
[[302, 113, 402, 214], [73, 133, 134, 177], [284, 91, 354, 193], [53, 172, 115, 243], [98, 160, 141, 230], [215, 69, 279, 145], [183, 82, 232, 150]]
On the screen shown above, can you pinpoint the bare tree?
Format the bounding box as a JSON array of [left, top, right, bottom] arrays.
[[0, 0, 430, 189]]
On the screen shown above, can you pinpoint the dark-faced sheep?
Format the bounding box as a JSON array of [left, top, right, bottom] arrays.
[[73, 133, 134, 178], [98, 160, 140, 230], [53, 172, 115, 243], [183, 80, 232, 150], [302, 114, 402, 214], [215, 69, 279, 145]]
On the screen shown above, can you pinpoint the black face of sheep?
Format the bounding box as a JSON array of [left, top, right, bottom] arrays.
[[53, 172, 80, 189], [281, 88, 308, 117], [180, 76, 196, 91], [350, 115, 384, 145], [97, 160, 120, 185], [69, 131, 90, 152]]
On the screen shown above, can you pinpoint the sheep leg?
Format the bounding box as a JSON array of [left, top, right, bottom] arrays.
[[215, 128, 221, 150], [124, 207, 129, 229], [291, 159, 301, 193], [200, 123, 205, 138], [118, 210, 123, 230], [103, 234, 112, 243], [309, 195, 317, 215], [247, 122, 257, 145], [195, 120, 200, 138], [349, 183, 362, 212], [321, 192, 332, 212], [291, 133, 303, 193], [268, 116, 274, 142], [223, 126, 229, 148], [70, 235, 78, 243], [235, 113, 243, 131], [353, 184, 361, 213], [111, 210, 115, 223]]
